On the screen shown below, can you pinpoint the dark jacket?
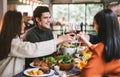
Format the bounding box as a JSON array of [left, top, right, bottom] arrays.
[[89, 34, 100, 44], [24, 26, 54, 68]]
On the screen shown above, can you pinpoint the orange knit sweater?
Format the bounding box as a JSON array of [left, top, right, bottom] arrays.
[[81, 42, 120, 77]]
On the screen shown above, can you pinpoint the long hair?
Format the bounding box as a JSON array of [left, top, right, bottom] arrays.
[[0, 10, 22, 60], [94, 9, 120, 62]]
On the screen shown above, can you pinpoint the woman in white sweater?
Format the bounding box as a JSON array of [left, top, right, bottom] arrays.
[[0, 10, 71, 77]]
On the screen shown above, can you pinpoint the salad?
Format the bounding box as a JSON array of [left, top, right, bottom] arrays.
[[60, 43, 78, 48], [57, 54, 74, 64], [42, 56, 57, 65]]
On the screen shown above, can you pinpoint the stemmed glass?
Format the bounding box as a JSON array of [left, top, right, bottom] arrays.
[[64, 23, 81, 47], [74, 23, 81, 34], [71, 23, 81, 47], [64, 23, 74, 34]]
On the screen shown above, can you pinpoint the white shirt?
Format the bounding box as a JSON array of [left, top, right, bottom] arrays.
[[0, 37, 56, 77]]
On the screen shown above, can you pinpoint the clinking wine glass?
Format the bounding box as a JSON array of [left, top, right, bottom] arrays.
[[74, 23, 81, 34], [63, 24, 76, 46], [64, 24, 76, 38], [64, 24, 81, 46], [64, 24, 75, 35], [71, 23, 81, 47]]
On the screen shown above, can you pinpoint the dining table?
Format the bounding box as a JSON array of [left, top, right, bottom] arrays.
[[13, 44, 88, 77], [13, 53, 82, 77], [13, 66, 81, 77]]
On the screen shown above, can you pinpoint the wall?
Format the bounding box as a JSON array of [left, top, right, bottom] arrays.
[[0, 0, 7, 31], [0, 0, 7, 20], [7, 4, 16, 11]]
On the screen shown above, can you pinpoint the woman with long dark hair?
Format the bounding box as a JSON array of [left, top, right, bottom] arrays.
[[0, 10, 71, 77], [78, 9, 120, 77]]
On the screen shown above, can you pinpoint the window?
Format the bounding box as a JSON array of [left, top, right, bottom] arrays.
[[52, 3, 103, 34]]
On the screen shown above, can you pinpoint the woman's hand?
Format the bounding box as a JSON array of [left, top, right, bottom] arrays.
[[77, 32, 92, 47], [56, 34, 72, 45]]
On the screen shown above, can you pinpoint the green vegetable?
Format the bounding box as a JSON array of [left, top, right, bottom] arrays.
[[57, 54, 74, 64], [42, 56, 57, 65], [61, 44, 77, 48]]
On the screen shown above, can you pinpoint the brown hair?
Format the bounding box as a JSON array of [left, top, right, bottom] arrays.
[[33, 6, 50, 24], [0, 10, 22, 60]]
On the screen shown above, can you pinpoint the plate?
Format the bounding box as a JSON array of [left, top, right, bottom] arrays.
[[30, 62, 40, 68], [23, 68, 54, 77]]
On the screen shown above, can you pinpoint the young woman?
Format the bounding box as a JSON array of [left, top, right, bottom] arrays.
[[0, 10, 71, 77], [89, 1, 120, 44], [78, 9, 120, 77]]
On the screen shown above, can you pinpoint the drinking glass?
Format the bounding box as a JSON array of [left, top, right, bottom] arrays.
[[74, 23, 81, 34], [72, 23, 81, 47]]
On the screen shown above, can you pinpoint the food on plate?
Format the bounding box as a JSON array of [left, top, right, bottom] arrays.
[[33, 58, 49, 67], [42, 56, 57, 65], [81, 47, 92, 61], [32, 57, 57, 74], [74, 58, 81, 65], [27, 69, 43, 76], [77, 60, 87, 70], [77, 47, 92, 70], [39, 66, 50, 74], [33, 57, 56, 67], [32, 58, 50, 74], [33, 58, 41, 66]]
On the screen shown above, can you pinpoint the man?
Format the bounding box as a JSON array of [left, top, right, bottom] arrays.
[[24, 6, 54, 68], [25, 6, 53, 42], [89, 1, 120, 44]]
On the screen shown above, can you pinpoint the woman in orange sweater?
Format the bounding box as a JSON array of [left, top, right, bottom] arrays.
[[78, 9, 120, 77]]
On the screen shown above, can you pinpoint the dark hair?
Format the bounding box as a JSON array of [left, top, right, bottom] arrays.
[[33, 6, 50, 24], [94, 9, 120, 62], [0, 10, 22, 60]]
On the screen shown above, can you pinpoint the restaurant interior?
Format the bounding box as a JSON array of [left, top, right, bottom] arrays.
[[0, 0, 117, 37]]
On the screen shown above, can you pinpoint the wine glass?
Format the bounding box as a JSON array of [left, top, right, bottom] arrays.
[[64, 23, 75, 34], [63, 24, 76, 45], [64, 23, 81, 46], [71, 23, 81, 47], [74, 23, 81, 34], [64, 25, 69, 35]]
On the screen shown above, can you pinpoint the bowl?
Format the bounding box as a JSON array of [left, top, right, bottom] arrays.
[[58, 63, 74, 70], [60, 48, 77, 56]]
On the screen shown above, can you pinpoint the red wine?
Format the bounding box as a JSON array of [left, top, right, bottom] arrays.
[[76, 30, 81, 34], [64, 31, 76, 35], [64, 32, 70, 34], [76, 42, 80, 46], [70, 34, 75, 37]]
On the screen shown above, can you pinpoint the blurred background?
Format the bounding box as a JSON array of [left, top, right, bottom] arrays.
[[0, 0, 119, 37]]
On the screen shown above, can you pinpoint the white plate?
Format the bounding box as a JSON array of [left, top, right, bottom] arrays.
[[24, 68, 54, 77], [29, 62, 40, 68]]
